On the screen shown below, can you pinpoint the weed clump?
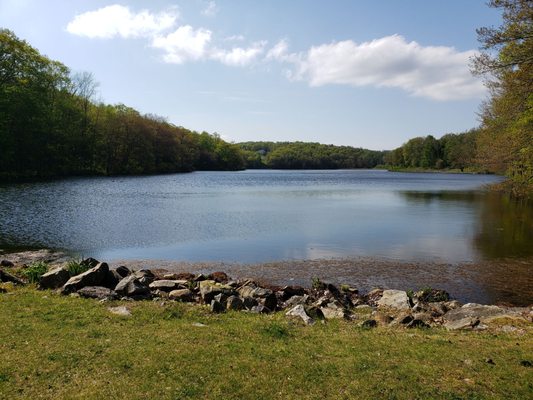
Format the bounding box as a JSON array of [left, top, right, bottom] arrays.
[[20, 261, 48, 283]]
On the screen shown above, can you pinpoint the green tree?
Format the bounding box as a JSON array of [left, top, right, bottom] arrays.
[[472, 0, 533, 194]]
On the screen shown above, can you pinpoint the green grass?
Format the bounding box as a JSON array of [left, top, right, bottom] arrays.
[[1, 287, 532, 399], [65, 258, 90, 276]]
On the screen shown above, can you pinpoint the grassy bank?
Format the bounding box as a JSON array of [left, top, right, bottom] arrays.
[[1, 287, 532, 399]]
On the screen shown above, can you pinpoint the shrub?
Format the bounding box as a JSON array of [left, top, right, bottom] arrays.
[[20, 261, 49, 283]]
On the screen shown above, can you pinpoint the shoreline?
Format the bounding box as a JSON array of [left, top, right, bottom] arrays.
[[2, 250, 532, 307]]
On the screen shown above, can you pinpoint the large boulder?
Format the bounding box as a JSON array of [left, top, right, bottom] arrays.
[[61, 262, 109, 294], [377, 290, 410, 310], [443, 303, 525, 330], [39, 266, 70, 289], [444, 317, 481, 331]]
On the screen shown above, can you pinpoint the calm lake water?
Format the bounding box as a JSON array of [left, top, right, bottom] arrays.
[[1, 169, 530, 264]]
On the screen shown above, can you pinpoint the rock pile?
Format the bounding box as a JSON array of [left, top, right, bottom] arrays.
[[1, 258, 531, 330]]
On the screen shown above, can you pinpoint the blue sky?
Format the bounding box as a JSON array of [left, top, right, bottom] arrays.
[[0, 0, 502, 149]]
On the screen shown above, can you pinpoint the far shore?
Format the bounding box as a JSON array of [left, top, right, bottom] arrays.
[[2, 249, 532, 307]]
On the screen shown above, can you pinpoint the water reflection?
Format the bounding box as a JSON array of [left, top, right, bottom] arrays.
[[398, 191, 533, 259]]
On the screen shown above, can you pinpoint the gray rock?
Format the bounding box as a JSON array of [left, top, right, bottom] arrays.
[[312, 296, 331, 308], [61, 262, 109, 294], [194, 274, 208, 282], [250, 304, 270, 314], [199, 280, 234, 303], [444, 300, 462, 310], [214, 293, 229, 304], [149, 280, 188, 292], [39, 266, 70, 289], [169, 289, 193, 302], [261, 292, 278, 311], [407, 319, 430, 329], [243, 296, 258, 310], [226, 295, 244, 311], [108, 306, 131, 316], [378, 290, 410, 310], [320, 305, 346, 320], [444, 317, 480, 331], [77, 286, 118, 300], [115, 275, 151, 299], [445, 303, 510, 322], [280, 285, 306, 301], [0, 268, 25, 285], [115, 266, 130, 278], [1, 260, 14, 267], [211, 299, 225, 313], [286, 304, 314, 325], [102, 270, 119, 289], [284, 294, 309, 308], [133, 269, 155, 285], [238, 285, 272, 299]]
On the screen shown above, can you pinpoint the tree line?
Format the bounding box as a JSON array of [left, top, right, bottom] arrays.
[[0, 29, 245, 181], [239, 141, 385, 169], [383, 130, 479, 172]]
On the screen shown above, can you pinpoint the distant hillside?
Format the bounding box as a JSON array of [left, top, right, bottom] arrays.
[[239, 141, 386, 169]]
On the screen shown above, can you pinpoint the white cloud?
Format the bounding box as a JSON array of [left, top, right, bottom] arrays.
[[211, 41, 267, 67], [287, 35, 484, 101], [66, 4, 178, 39], [266, 39, 289, 61], [202, 1, 219, 17], [224, 35, 245, 42], [152, 26, 212, 64]]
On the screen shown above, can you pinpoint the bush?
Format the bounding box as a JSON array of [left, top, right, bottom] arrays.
[[20, 261, 49, 283]]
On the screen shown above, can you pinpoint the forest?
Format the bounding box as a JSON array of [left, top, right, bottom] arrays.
[[239, 142, 385, 169], [0, 29, 245, 181]]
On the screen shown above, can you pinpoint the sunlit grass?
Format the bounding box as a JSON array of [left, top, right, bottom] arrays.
[[1, 287, 531, 399]]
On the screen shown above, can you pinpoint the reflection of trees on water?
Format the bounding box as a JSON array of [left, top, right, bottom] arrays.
[[473, 193, 533, 259], [398, 191, 533, 260]]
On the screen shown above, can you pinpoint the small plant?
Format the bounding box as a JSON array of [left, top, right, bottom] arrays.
[[340, 284, 351, 292], [311, 277, 323, 290], [20, 261, 49, 283], [65, 258, 90, 276]]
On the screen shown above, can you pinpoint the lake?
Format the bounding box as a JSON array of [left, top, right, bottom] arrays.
[[1, 170, 532, 304]]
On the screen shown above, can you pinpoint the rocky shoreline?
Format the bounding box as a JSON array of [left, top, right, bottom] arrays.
[[1, 254, 531, 332]]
